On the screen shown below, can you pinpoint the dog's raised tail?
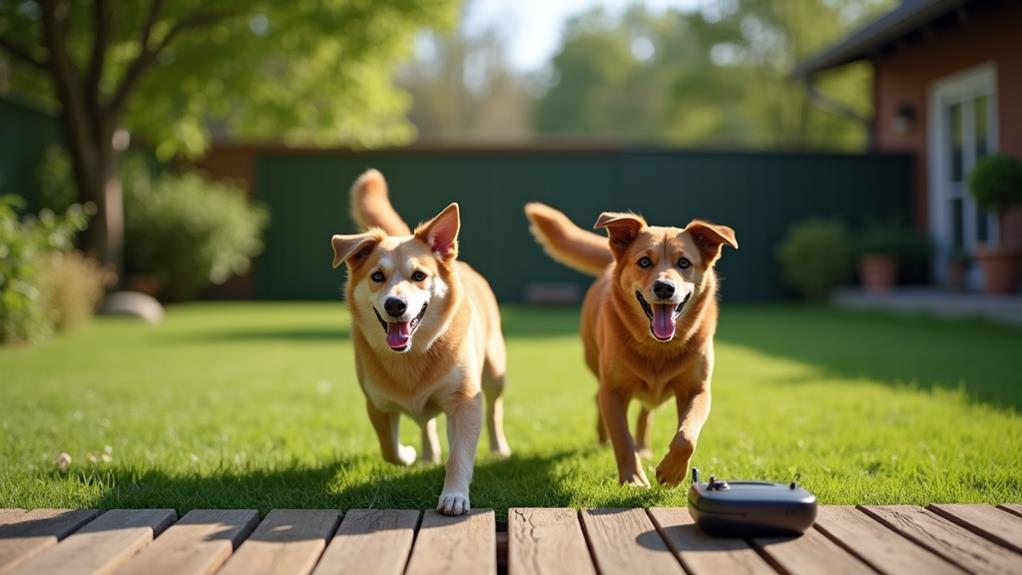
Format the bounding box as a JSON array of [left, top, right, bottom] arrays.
[[350, 169, 411, 236], [525, 203, 613, 277]]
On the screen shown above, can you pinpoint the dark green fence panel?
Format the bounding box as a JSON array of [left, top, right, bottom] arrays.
[[251, 149, 912, 302], [0, 96, 60, 211]]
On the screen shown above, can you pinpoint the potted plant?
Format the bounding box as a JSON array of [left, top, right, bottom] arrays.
[[946, 248, 970, 292], [969, 154, 1022, 294], [855, 223, 903, 292]]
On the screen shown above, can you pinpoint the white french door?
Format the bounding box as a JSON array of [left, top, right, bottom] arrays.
[[928, 63, 998, 283]]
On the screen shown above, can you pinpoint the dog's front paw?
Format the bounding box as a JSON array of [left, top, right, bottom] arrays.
[[436, 491, 471, 516], [655, 453, 690, 487], [396, 444, 417, 466]]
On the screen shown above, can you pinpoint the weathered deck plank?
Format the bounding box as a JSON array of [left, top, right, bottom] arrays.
[[312, 509, 418, 575], [0, 509, 99, 572], [580, 508, 683, 575], [508, 508, 595, 575], [861, 505, 1020, 575], [647, 507, 774, 575], [220, 509, 340, 575], [753, 526, 876, 574], [814, 505, 964, 575], [927, 504, 1022, 553], [9, 509, 175, 575], [997, 504, 1022, 518], [405, 509, 495, 575], [118, 509, 259, 575]]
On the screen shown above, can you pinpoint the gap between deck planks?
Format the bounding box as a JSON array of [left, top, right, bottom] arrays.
[[0, 505, 1018, 575]]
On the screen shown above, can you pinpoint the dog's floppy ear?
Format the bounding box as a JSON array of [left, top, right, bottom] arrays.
[[594, 212, 646, 257], [331, 230, 383, 269], [685, 219, 737, 266], [415, 203, 460, 261]]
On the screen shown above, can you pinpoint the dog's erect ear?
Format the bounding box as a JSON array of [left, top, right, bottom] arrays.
[[594, 212, 646, 257], [331, 231, 382, 269], [415, 203, 460, 260], [685, 220, 737, 266]]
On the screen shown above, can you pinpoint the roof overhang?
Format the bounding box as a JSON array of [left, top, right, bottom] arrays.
[[792, 0, 975, 79]]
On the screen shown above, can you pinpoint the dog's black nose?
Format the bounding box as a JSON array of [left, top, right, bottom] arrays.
[[653, 280, 676, 300], [384, 297, 407, 318]]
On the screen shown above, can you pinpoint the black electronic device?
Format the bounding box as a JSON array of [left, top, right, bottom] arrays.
[[687, 468, 817, 537]]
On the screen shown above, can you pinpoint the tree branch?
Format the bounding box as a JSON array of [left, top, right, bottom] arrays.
[[0, 35, 48, 71], [109, 6, 232, 115], [85, 0, 111, 106]]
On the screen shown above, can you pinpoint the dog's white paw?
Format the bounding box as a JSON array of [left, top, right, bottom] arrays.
[[397, 444, 417, 466], [436, 491, 471, 516]]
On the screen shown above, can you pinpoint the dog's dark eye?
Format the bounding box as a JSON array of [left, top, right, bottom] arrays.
[[411, 270, 427, 282], [677, 257, 691, 269], [638, 257, 652, 268], [370, 271, 385, 282]]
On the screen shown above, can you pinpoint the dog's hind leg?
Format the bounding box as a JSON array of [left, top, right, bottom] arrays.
[[635, 407, 654, 458], [481, 349, 511, 458], [421, 417, 441, 464], [596, 393, 609, 445], [481, 375, 511, 458]]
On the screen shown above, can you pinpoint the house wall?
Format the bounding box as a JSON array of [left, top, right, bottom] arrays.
[[872, 1, 1022, 244]]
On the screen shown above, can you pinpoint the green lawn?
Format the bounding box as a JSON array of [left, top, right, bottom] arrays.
[[1, 302, 1019, 517]]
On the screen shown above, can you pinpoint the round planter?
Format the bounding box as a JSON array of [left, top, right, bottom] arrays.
[[858, 254, 898, 293], [973, 246, 1021, 295]]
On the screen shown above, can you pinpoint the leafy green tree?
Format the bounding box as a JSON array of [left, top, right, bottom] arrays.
[[0, 0, 454, 273], [533, 1, 891, 148]]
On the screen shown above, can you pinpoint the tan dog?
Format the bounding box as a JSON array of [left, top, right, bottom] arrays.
[[331, 170, 510, 515], [524, 203, 736, 487]]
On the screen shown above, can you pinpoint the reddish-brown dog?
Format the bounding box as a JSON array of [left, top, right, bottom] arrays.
[[525, 203, 736, 487]]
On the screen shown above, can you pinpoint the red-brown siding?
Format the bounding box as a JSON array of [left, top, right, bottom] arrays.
[[872, 1, 1022, 242]]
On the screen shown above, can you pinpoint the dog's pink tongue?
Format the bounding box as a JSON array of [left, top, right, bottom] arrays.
[[652, 304, 676, 340], [386, 321, 412, 349]]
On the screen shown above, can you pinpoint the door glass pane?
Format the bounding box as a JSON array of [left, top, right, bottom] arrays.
[[950, 102, 963, 182], [975, 95, 989, 160], [951, 197, 964, 248]]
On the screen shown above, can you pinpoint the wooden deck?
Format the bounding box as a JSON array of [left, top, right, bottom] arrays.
[[0, 505, 1019, 574]]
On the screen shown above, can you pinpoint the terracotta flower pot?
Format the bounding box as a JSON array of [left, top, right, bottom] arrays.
[[973, 246, 1020, 295], [858, 254, 898, 293]]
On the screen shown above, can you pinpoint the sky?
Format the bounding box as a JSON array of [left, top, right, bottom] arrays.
[[459, 0, 704, 71]]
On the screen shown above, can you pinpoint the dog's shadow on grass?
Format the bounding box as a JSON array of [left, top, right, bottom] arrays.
[[85, 450, 597, 517]]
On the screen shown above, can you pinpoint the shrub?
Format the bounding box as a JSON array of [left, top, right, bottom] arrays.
[[776, 219, 852, 301], [44, 251, 111, 333], [969, 154, 1022, 215], [0, 196, 91, 343], [123, 165, 268, 301]]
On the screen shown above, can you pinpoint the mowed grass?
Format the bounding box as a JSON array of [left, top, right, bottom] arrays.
[[1, 302, 1020, 517]]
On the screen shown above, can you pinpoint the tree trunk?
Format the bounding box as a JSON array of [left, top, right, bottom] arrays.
[[39, 0, 124, 284], [58, 106, 124, 283]]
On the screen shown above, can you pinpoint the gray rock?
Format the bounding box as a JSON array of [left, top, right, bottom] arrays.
[[99, 291, 164, 324]]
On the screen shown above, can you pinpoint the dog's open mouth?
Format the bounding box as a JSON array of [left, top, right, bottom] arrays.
[[635, 291, 690, 342], [373, 303, 428, 352]]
